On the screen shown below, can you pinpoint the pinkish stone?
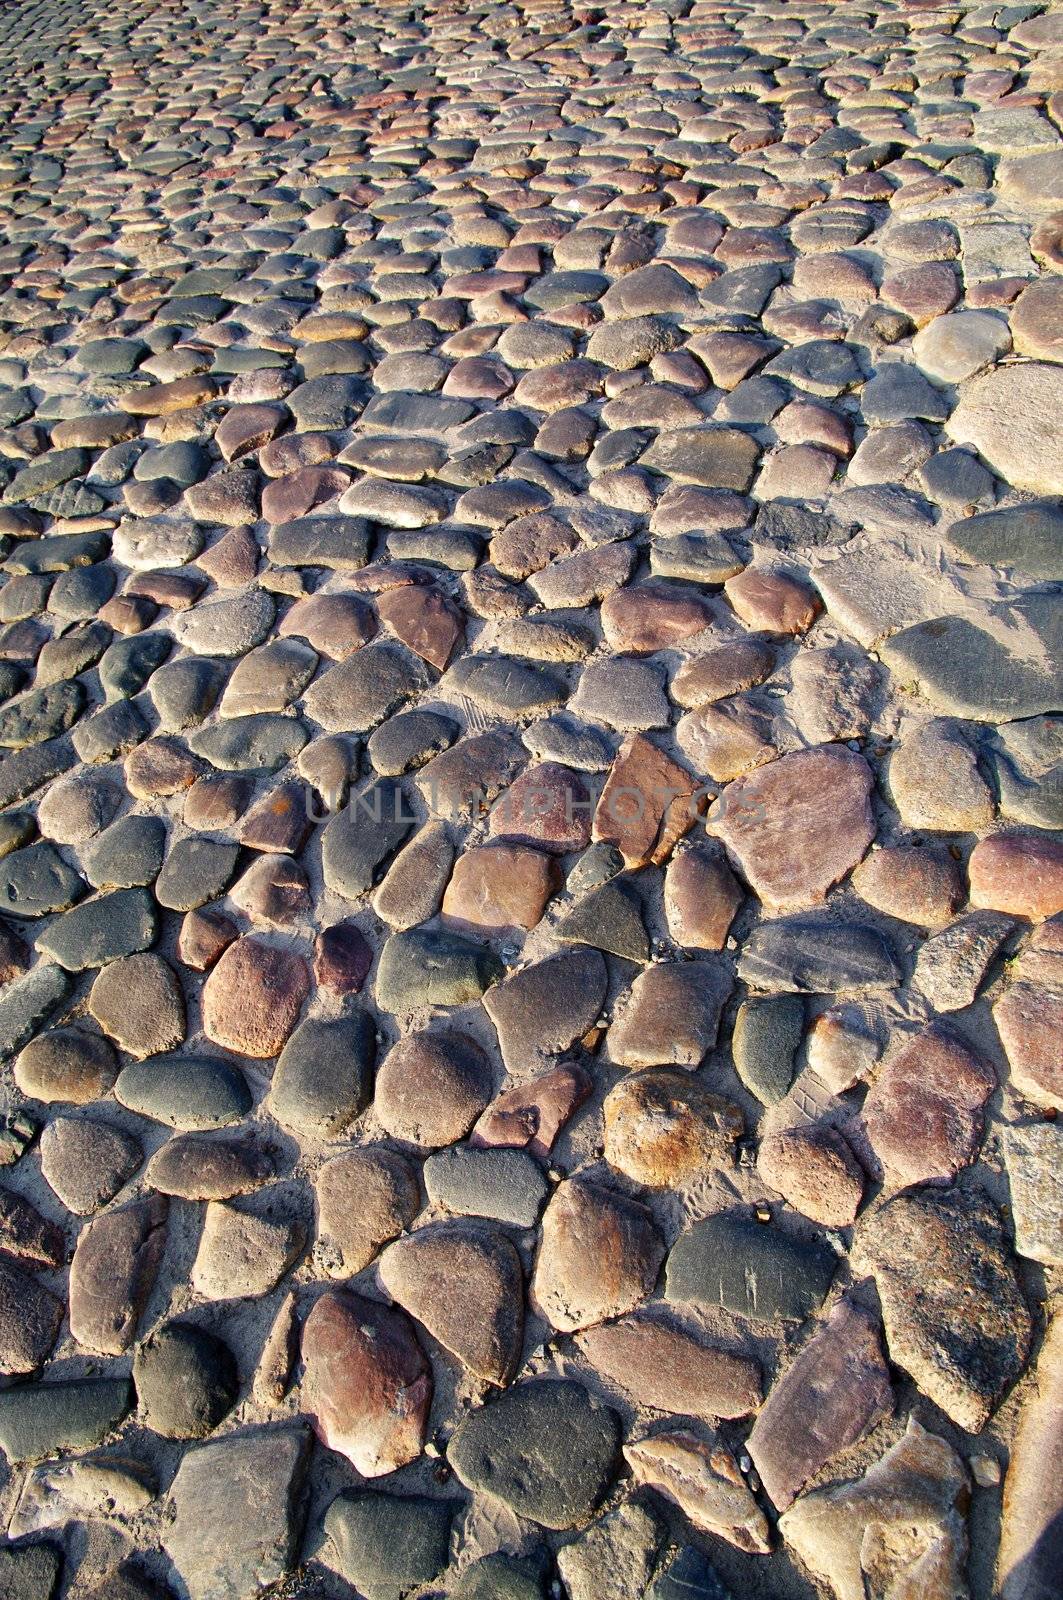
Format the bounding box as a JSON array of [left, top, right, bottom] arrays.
[[378, 1222, 524, 1386], [851, 845, 963, 928], [757, 1124, 865, 1227], [488, 761, 592, 853], [861, 1027, 995, 1189], [300, 1288, 431, 1476], [576, 1313, 761, 1421], [69, 1195, 168, 1355], [593, 734, 701, 868], [664, 843, 743, 949], [625, 1430, 771, 1554], [314, 922, 373, 995], [177, 908, 237, 972], [708, 745, 875, 910], [279, 593, 377, 659], [608, 960, 731, 1069], [676, 697, 777, 782], [600, 581, 714, 654], [969, 833, 1063, 921], [471, 1063, 592, 1158], [748, 1298, 893, 1512], [214, 404, 285, 463], [202, 937, 310, 1058], [723, 567, 820, 635], [376, 586, 464, 670], [670, 641, 775, 708]]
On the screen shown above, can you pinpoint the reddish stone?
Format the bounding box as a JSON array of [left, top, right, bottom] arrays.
[[178, 908, 237, 971], [375, 1029, 492, 1149], [576, 1313, 762, 1421], [69, 1195, 168, 1355], [600, 581, 714, 655], [490, 512, 579, 580], [202, 936, 310, 1057], [314, 921, 373, 995], [124, 738, 204, 800], [215, 404, 285, 463], [442, 843, 561, 934], [664, 843, 743, 950], [195, 525, 259, 588], [301, 1288, 431, 1477], [126, 571, 204, 609], [376, 585, 464, 670], [723, 567, 821, 635], [471, 1063, 592, 1159], [261, 466, 350, 525], [670, 641, 775, 707], [593, 734, 701, 867], [488, 761, 592, 853], [861, 1027, 995, 1188], [708, 745, 875, 910], [278, 592, 376, 658], [237, 780, 312, 855], [969, 833, 1063, 921], [184, 774, 251, 830], [230, 854, 310, 928], [748, 1298, 893, 1511], [881, 261, 959, 324]]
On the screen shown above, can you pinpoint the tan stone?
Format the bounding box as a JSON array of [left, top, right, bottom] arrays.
[[778, 1419, 969, 1600], [625, 1430, 771, 1555], [723, 567, 820, 635], [607, 960, 731, 1068], [670, 640, 775, 708], [533, 1178, 664, 1333], [851, 845, 963, 928], [315, 1149, 420, 1277], [969, 832, 1063, 920], [998, 1313, 1063, 1600], [676, 697, 777, 782], [664, 843, 743, 950], [604, 1070, 742, 1186], [600, 582, 713, 654], [201, 937, 310, 1058]]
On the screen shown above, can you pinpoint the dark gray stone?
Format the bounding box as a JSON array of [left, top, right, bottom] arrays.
[[320, 1492, 455, 1600], [155, 838, 240, 912], [35, 888, 157, 971], [448, 1380, 619, 1530], [947, 500, 1063, 581], [554, 879, 650, 963], [150, 659, 228, 731], [647, 1547, 732, 1600], [72, 700, 148, 764], [666, 1213, 838, 1322], [269, 1014, 376, 1137], [450, 1552, 549, 1600], [0, 1541, 62, 1600], [0, 1377, 131, 1462], [267, 516, 371, 571], [0, 964, 72, 1058], [732, 996, 804, 1105], [98, 631, 172, 700], [862, 364, 950, 423], [115, 1055, 252, 1131], [424, 1145, 549, 1227], [445, 654, 568, 719], [736, 919, 901, 994], [187, 714, 308, 771], [367, 710, 458, 776], [0, 843, 85, 919], [320, 778, 415, 899], [762, 339, 863, 396], [84, 816, 165, 890], [134, 1321, 239, 1439], [376, 927, 503, 1012], [0, 683, 85, 750]]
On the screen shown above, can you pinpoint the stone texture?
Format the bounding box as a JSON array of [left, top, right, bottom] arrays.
[[861, 1027, 995, 1189], [533, 1178, 665, 1332]]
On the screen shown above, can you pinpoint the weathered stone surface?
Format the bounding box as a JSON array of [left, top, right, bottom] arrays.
[[732, 996, 803, 1105], [998, 1312, 1063, 1600], [913, 910, 1016, 1012], [593, 734, 701, 868], [853, 1186, 1031, 1431], [164, 1426, 311, 1600], [747, 1299, 893, 1511], [202, 937, 309, 1057], [301, 1288, 431, 1475], [778, 1419, 969, 1600], [145, 1134, 273, 1201], [134, 1321, 239, 1440], [192, 1200, 305, 1300], [1003, 1122, 1063, 1267], [557, 1503, 665, 1600], [0, 1377, 131, 1464], [666, 1212, 837, 1323], [315, 1148, 419, 1277], [375, 1028, 492, 1148], [861, 1028, 995, 1188], [757, 1124, 864, 1227], [664, 844, 743, 950], [88, 952, 185, 1058], [484, 948, 607, 1073], [607, 961, 731, 1068], [533, 1178, 664, 1332], [115, 1054, 252, 1130], [379, 1221, 524, 1384], [472, 1062, 592, 1159], [851, 845, 962, 928], [577, 1314, 761, 1422], [15, 1028, 117, 1105], [40, 1116, 141, 1213], [604, 1070, 742, 1186], [737, 918, 901, 994], [625, 1430, 770, 1554], [708, 747, 874, 910], [442, 843, 560, 934], [969, 832, 1063, 920], [448, 1379, 620, 1530], [69, 1196, 168, 1355]]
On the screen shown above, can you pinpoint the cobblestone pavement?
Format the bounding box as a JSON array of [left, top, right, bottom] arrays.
[[0, 0, 1061, 1596]]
